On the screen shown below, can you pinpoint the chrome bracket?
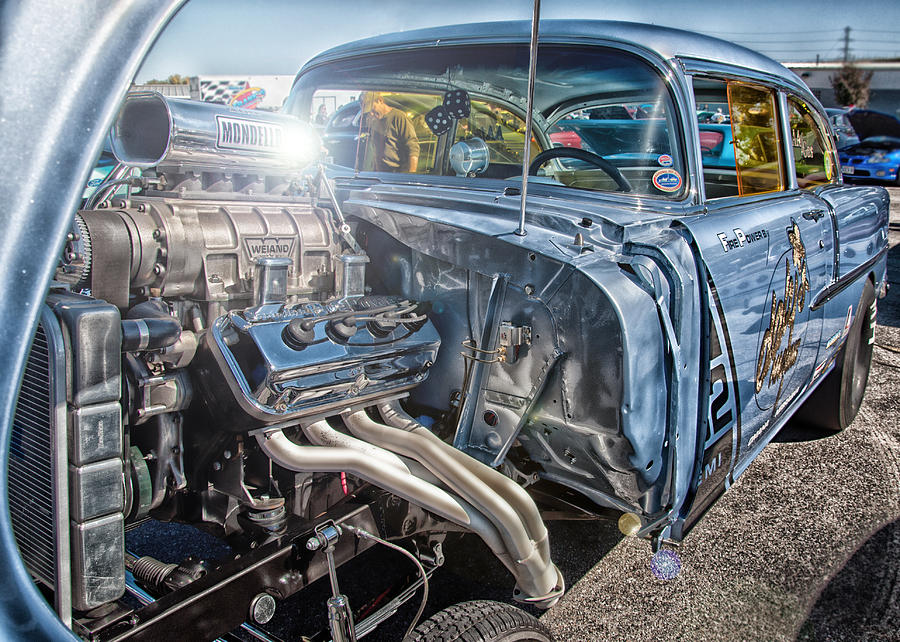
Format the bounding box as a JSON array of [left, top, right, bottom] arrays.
[[307, 521, 357, 642]]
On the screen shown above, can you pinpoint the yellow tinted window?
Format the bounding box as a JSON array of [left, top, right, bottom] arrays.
[[727, 83, 784, 196], [788, 98, 835, 188]]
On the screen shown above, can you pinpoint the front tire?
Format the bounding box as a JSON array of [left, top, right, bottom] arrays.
[[796, 279, 876, 432], [408, 600, 553, 642]]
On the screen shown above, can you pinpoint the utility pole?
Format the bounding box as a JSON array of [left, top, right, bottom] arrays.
[[842, 26, 851, 62]]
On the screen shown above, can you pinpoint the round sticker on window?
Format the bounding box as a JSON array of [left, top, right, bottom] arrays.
[[657, 154, 674, 167], [652, 169, 682, 192]]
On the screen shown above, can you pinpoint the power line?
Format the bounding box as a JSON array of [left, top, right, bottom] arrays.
[[732, 38, 852, 45], [697, 28, 845, 36]]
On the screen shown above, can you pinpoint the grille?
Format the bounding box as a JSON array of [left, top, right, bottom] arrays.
[[8, 306, 70, 623], [9, 321, 57, 585]]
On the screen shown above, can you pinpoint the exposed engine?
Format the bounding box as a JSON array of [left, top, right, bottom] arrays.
[[13, 93, 563, 631]]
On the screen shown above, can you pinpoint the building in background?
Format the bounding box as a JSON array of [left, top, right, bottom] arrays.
[[787, 62, 900, 116], [131, 75, 295, 110]]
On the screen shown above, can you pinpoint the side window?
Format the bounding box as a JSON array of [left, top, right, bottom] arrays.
[[787, 98, 835, 188], [542, 99, 685, 198], [693, 78, 784, 198], [727, 83, 784, 196]]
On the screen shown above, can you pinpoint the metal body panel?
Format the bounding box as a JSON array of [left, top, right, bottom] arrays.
[[350, 186, 701, 518], [819, 185, 890, 281], [681, 193, 829, 470], [300, 20, 805, 97]]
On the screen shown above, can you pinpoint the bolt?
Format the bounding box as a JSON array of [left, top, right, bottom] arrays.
[[223, 449, 232, 460], [306, 537, 321, 551], [249, 593, 276, 625], [152, 228, 161, 240], [138, 203, 146, 212], [212, 461, 222, 471]]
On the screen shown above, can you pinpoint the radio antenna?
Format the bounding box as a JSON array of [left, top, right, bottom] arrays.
[[516, 0, 541, 237]]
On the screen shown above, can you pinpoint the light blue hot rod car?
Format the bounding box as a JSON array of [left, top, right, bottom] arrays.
[[0, 3, 889, 641]]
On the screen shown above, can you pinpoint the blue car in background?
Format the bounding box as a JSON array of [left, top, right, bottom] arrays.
[[839, 109, 900, 183]]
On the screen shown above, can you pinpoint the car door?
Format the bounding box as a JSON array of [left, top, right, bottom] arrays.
[[684, 78, 830, 489]]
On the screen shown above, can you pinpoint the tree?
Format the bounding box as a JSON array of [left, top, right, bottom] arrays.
[[144, 74, 190, 85], [830, 64, 873, 108]]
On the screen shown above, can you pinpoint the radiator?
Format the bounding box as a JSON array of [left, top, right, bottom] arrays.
[[8, 294, 126, 619], [9, 307, 71, 620]]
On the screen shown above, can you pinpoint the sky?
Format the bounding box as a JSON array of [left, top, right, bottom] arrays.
[[137, 0, 900, 83]]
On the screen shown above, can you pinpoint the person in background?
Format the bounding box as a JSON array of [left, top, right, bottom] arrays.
[[359, 92, 419, 173], [315, 104, 328, 125]]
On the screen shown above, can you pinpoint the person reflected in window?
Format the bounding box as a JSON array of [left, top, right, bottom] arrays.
[[360, 92, 419, 173], [315, 104, 328, 125]]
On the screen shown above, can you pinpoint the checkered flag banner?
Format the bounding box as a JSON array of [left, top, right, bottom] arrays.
[[200, 79, 249, 104]]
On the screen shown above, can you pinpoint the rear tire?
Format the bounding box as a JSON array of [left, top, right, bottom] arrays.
[[408, 600, 553, 642], [796, 279, 876, 432]]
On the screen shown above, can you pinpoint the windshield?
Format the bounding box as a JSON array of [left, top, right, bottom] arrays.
[[286, 44, 685, 199]]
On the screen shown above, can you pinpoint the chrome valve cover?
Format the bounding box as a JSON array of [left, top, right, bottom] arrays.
[[202, 295, 440, 429]]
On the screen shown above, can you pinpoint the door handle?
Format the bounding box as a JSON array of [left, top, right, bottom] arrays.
[[803, 209, 826, 222]]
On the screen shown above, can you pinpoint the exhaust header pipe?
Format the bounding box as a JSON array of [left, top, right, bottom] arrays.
[[256, 408, 563, 608]]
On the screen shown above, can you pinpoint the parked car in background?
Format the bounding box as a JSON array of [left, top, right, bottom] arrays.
[[0, 6, 890, 641], [839, 108, 900, 184], [826, 107, 860, 150]]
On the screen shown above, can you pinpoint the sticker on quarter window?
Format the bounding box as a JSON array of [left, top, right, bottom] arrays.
[[657, 154, 674, 167], [652, 169, 682, 192]]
